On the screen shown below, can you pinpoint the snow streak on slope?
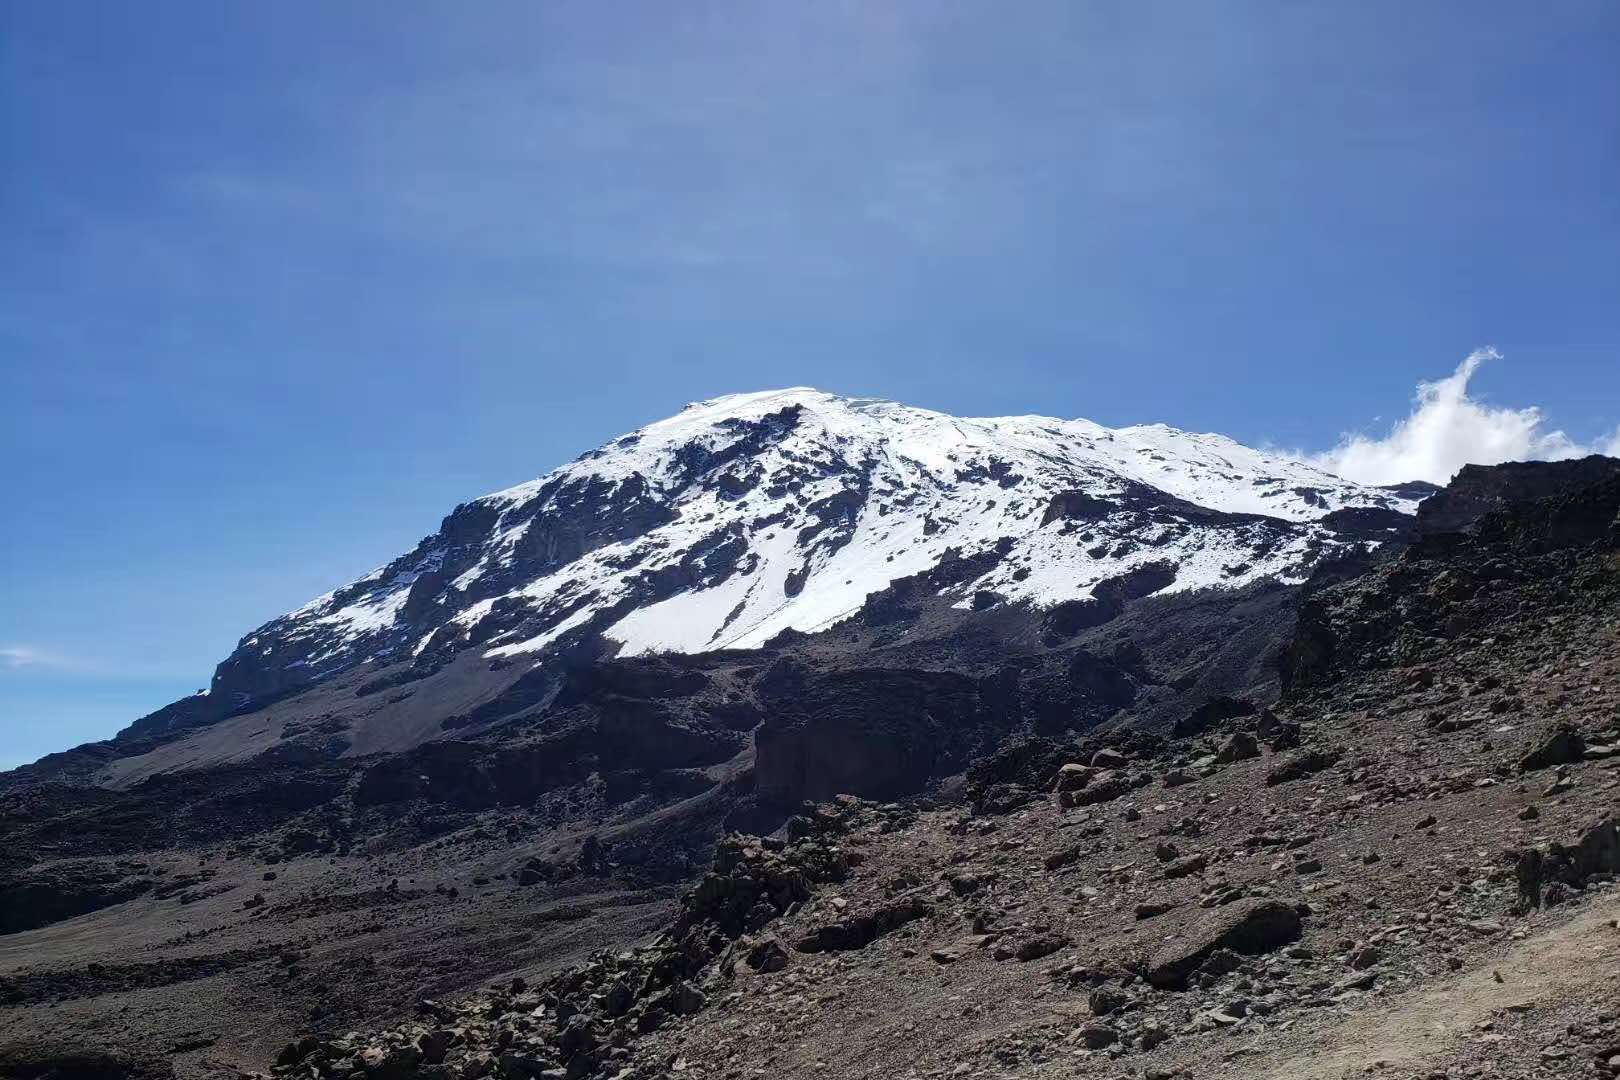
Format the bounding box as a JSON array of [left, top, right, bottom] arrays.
[[213, 389, 1421, 704]]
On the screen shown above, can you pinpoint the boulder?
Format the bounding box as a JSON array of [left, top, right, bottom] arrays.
[[275, 1039, 320, 1068], [1516, 818, 1620, 909], [359, 1045, 421, 1080], [1053, 763, 1096, 793], [1215, 732, 1259, 764], [1162, 853, 1208, 879], [1265, 747, 1341, 786], [1067, 773, 1132, 807], [1044, 844, 1084, 872], [415, 1030, 453, 1066], [1146, 899, 1303, 989], [794, 898, 931, 953], [1012, 933, 1069, 962], [1090, 748, 1130, 770], [1518, 724, 1587, 773], [1255, 708, 1283, 740], [1515, 846, 1545, 909], [1573, 817, 1620, 878], [1087, 987, 1127, 1016], [929, 934, 996, 964], [1172, 697, 1257, 738], [745, 937, 790, 973], [1348, 944, 1380, 970], [671, 981, 706, 1015]]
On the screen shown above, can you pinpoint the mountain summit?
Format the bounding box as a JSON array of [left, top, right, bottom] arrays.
[[206, 388, 1420, 712]]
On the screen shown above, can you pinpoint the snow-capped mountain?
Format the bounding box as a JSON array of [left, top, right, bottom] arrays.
[[210, 389, 1423, 708]]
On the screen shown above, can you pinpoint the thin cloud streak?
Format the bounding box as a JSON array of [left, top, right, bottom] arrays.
[[0, 645, 70, 671], [0, 644, 194, 682]]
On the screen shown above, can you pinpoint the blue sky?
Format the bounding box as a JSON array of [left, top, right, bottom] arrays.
[[3, 1, 1618, 768]]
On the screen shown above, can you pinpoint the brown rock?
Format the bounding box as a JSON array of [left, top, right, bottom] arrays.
[[745, 937, 790, 973], [1163, 853, 1208, 879], [1146, 899, 1303, 989], [1090, 748, 1130, 770], [1215, 732, 1259, 764], [1517, 724, 1586, 772]]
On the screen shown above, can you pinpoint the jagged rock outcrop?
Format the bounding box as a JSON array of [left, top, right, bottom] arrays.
[[1415, 455, 1620, 536], [752, 666, 1021, 807], [1283, 466, 1620, 689]]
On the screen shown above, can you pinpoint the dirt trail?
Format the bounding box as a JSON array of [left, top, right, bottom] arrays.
[[1248, 897, 1620, 1080]]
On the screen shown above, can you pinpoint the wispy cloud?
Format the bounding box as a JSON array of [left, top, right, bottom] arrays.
[[0, 645, 72, 671], [1309, 349, 1616, 486], [0, 644, 202, 685]]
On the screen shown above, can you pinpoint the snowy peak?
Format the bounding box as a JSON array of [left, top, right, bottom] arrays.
[[489, 387, 1400, 520], [208, 390, 1421, 709]]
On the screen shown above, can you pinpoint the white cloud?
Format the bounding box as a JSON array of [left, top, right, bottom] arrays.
[[0, 645, 93, 674], [0, 644, 197, 682], [0, 646, 54, 670], [1310, 348, 1612, 486]]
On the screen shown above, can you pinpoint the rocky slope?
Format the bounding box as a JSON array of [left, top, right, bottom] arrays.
[[3, 391, 1614, 1080], [248, 467, 1620, 1080]]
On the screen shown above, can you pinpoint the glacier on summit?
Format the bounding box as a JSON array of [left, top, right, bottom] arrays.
[[213, 389, 1422, 707]]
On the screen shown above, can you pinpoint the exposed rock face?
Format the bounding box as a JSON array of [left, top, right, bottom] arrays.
[[0, 861, 156, 935], [1284, 467, 1620, 690], [1415, 456, 1620, 536], [752, 666, 1020, 807]]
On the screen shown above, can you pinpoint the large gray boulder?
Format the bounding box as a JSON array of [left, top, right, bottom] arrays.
[[1146, 898, 1302, 989]]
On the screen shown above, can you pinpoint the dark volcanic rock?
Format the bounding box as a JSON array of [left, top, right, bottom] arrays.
[[1517, 818, 1620, 909], [753, 667, 1019, 807], [0, 1046, 175, 1080], [1172, 696, 1257, 739], [1415, 456, 1620, 536], [793, 898, 931, 953], [1146, 899, 1303, 989], [1266, 747, 1341, 786], [1285, 466, 1620, 690], [1215, 731, 1260, 763], [0, 862, 155, 936], [745, 937, 790, 973], [1039, 562, 1179, 643], [1518, 724, 1586, 773]]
